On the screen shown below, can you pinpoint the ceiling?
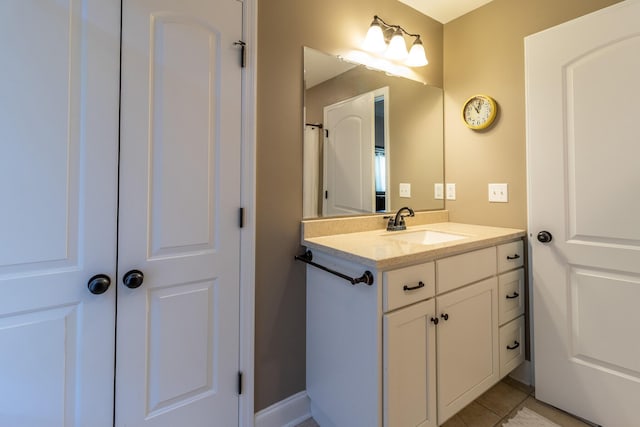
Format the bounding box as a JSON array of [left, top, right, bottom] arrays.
[[397, 0, 494, 23]]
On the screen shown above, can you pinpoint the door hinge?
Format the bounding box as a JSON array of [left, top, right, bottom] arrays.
[[325, 129, 329, 138], [238, 371, 243, 395], [239, 207, 245, 228], [234, 40, 246, 68]]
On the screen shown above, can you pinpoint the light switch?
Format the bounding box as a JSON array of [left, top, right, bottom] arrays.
[[434, 183, 444, 200], [446, 183, 456, 200], [488, 183, 508, 202], [399, 183, 411, 198]]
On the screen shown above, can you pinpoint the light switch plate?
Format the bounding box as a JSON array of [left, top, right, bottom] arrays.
[[399, 183, 411, 198], [446, 183, 456, 200], [488, 183, 508, 202], [434, 183, 444, 200]]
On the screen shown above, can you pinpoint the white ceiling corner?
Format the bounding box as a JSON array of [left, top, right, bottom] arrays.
[[397, 0, 495, 24]]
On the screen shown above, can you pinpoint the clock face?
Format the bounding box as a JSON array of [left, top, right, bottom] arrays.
[[462, 95, 497, 130]]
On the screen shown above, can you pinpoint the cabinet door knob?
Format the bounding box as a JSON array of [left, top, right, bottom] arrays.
[[430, 317, 439, 325], [88, 274, 111, 295], [440, 313, 449, 321], [507, 341, 520, 350], [506, 292, 520, 299], [506, 254, 520, 260], [123, 269, 144, 289], [403, 281, 425, 291]]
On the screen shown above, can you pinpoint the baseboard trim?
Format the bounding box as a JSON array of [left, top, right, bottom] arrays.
[[254, 391, 311, 427]]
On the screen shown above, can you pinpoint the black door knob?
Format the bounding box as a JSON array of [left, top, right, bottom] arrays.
[[123, 269, 144, 289], [88, 274, 111, 295], [537, 231, 553, 243]]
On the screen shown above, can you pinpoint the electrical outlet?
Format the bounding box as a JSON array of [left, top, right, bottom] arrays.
[[399, 183, 411, 198], [446, 183, 456, 200], [434, 183, 444, 200], [488, 183, 508, 202]]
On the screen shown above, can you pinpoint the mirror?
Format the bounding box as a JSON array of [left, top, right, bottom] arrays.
[[303, 47, 444, 219]]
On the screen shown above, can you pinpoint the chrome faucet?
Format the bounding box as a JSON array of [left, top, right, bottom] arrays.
[[385, 206, 415, 231]]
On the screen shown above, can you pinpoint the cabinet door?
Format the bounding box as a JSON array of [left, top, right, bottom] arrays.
[[384, 299, 437, 427], [436, 278, 499, 425]]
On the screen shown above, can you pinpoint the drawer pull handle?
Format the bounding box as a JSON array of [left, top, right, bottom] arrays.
[[506, 292, 520, 299], [440, 313, 449, 321], [403, 281, 425, 291], [430, 317, 439, 325], [507, 254, 521, 260], [507, 341, 520, 350]]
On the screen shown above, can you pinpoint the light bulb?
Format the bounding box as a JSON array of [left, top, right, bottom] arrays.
[[406, 37, 428, 67], [385, 28, 408, 61], [362, 17, 387, 53]]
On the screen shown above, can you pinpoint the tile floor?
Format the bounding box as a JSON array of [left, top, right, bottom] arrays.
[[295, 377, 594, 427]]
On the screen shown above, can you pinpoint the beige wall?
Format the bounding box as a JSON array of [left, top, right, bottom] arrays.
[[256, 0, 622, 413], [443, 0, 622, 229], [256, 0, 443, 411]]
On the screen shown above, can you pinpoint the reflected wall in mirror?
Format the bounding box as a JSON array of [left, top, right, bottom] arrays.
[[303, 47, 444, 219]]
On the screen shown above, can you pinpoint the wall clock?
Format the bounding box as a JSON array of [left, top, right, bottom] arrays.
[[462, 94, 497, 130]]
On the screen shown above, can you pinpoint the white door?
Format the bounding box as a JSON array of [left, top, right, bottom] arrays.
[[323, 91, 375, 216], [0, 2, 120, 426], [117, 0, 243, 425], [526, 1, 640, 425]]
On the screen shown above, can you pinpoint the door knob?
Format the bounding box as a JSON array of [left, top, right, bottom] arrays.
[[537, 231, 553, 243], [123, 269, 144, 289], [88, 274, 111, 295]]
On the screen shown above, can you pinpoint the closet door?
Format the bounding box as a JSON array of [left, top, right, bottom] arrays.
[[117, 0, 243, 425], [0, 2, 120, 426]]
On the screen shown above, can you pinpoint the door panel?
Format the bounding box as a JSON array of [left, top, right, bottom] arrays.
[[526, 1, 640, 424], [148, 15, 218, 257], [117, 0, 242, 425], [0, 305, 78, 426], [0, 1, 121, 426], [146, 280, 217, 415]]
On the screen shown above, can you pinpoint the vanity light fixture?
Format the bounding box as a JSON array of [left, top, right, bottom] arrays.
[[363, 15, 428, 67]]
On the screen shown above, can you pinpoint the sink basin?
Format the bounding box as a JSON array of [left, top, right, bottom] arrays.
[[384, 229, 467, 245]]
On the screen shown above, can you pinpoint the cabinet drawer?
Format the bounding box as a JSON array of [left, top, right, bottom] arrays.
[[383, 263, 435, 312], [497, 240, 524, 273], [436, 247, 496, 294], [499, 315, 525, 378], [498, 269, 525, 325]]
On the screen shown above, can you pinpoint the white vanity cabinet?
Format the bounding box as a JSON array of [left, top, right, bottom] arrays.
[[305, 233, 526, 427]]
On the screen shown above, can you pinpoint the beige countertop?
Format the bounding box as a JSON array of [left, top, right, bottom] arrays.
[[302, 222, 526, 270]]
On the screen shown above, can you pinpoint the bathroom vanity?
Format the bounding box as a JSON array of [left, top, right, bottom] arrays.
[[302, 218, 526, 427]]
